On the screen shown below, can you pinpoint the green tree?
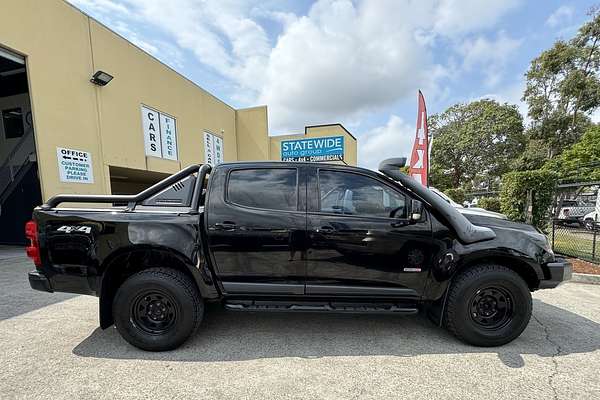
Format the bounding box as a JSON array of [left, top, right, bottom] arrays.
[[543, 124, 600, 182], [523, 9, 600, 158], [429, 99, 525, 191], [500, 170, 557, 229], [511, 138, 550, 171]]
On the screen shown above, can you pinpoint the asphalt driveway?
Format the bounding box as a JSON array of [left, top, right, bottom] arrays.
[[1, 249, 599, 399]]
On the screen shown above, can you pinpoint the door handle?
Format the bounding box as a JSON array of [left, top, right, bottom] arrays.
[[318, 226, 335, 234], [215, 222, 237, 230], [391, 220, 410, 228]]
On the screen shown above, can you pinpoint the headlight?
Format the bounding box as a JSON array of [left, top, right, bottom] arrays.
[[525, 231, 554, 255]]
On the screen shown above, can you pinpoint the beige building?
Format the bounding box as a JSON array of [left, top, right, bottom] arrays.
[[0, 0, 356, 244]]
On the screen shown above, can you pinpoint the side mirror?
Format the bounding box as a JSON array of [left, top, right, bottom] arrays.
[[410, 199, 423, 221]]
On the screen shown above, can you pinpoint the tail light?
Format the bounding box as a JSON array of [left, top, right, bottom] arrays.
[[25, 220, 41, 267]]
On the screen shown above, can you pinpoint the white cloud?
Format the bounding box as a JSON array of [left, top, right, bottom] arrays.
[[457, 31, 522, 87], [66, 0, 526, 168], [546, 5, 574, 28], [358, 115, 415, 170], [69, 0, 131, 16], [258, 0, 437, 132], [433, 0, 520, 36], [477, 77, 528, 123]]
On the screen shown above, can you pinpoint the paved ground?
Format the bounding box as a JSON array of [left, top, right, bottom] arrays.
[[1, 249, 599, 399]]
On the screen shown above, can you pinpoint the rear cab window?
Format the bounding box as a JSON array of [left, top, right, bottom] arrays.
[[227, 168, 298, 211]]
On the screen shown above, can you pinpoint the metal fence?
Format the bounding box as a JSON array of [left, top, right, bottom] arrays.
[[550, 180, 599, 264], [551, 217, 599, 263]]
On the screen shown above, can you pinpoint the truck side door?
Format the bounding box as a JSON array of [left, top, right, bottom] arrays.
[[306, 167, 432, 298], [206, 165, 307, 295]]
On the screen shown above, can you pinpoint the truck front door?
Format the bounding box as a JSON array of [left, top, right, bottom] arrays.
[[306, 167, 432, 298], [206, 166, 307, 295]]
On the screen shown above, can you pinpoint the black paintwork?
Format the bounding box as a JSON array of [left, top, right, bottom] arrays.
[[28, 162, 570, 327]]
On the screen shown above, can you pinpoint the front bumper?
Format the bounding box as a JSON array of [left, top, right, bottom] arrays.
[[538, 258, 572, 289], [28, 271, 53, 293]]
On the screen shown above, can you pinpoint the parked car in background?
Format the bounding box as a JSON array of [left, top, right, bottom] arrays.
[[556, 199, 596, 226], [583, 210, 599, 231], [430, 187, 507, 220]]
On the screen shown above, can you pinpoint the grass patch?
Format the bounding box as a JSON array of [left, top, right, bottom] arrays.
[[551, 229, 599, 263]]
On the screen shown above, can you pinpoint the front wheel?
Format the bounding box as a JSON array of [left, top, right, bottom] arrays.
[[444, 264, 532, 347], [113, 268, 203, 351]]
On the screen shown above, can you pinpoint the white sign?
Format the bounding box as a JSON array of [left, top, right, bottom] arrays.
[[141, 105, 178, 160], [141, 106, 161, 157], [204, 131, 224, 166], [160, 113, 178, 160], [56, 147, 94, 184]]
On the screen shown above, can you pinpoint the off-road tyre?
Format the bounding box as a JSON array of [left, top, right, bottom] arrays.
[[444, 264, 532, 347], [113, 267, 203, 351]]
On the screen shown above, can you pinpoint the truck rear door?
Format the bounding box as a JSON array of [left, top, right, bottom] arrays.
[[205, 165, 307, 295]]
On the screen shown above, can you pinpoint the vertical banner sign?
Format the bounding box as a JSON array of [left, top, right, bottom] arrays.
[[409, 91, 429, 186], [141, 106, 161, 157], [56, 147, 94, 184], [160, 113, 178, 160], [141, 105, 178, 160], [204, 131, 224, 166]]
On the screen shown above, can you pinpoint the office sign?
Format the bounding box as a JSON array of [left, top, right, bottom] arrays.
[[281, 136, 344, 162], [204, 131, 224, 166], [56, 147, 94, 184], [141, 105, 178, 160]]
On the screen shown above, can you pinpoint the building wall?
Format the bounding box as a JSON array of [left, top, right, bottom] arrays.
[[269, 124, 358, 166], [235, 106, 269, 161], [0, 0, 248, 201], [0, 0, 359, 205], [1, 0, 106, 199]]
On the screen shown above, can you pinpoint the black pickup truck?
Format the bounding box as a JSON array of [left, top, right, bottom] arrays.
[[26, 159, 571, 351]]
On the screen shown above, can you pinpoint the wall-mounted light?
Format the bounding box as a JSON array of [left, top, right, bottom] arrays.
[[90, 70, 114, 86]]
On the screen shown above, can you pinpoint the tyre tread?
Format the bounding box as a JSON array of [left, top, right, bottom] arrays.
[[112, 267, 203, 351], [445, 264, 531, 346]]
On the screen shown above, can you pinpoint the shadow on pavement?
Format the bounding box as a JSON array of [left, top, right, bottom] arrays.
[[72, 299, 600, 367], [0, 253, 77, 320]]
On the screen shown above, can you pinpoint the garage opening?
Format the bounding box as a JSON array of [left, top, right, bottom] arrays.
[[0, 46, 41, 245], [109, 166, 170, 195]]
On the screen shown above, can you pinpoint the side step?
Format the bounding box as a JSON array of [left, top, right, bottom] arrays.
[[224, 300, 419, 315]]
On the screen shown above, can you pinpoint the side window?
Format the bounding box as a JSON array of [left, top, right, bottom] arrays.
[[228, 168, 298, 211], [318, 170, 406, 218]]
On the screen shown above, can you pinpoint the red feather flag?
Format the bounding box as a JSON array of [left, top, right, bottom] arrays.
[[408, 90, 429, 186]]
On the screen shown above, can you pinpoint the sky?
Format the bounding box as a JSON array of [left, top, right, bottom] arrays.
[[67, 0, 597, 169]]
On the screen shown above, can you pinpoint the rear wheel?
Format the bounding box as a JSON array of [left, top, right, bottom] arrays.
[[113, 268, 203, 351], [444, 264, 532, 347]]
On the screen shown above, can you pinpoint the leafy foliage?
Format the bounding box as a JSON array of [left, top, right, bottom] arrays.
[[429, 99, 525, 191], [510, 138, 551, 171], [500, 170, 558, 228], [543, 124, 600, 183], [444, 188, 465, 204], [477, 197, 501, 213], [523, 9, 600, 158]]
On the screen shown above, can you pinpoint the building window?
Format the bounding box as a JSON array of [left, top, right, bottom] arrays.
[[227, 168, 298, 211], [2, 107, 24, 139]]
